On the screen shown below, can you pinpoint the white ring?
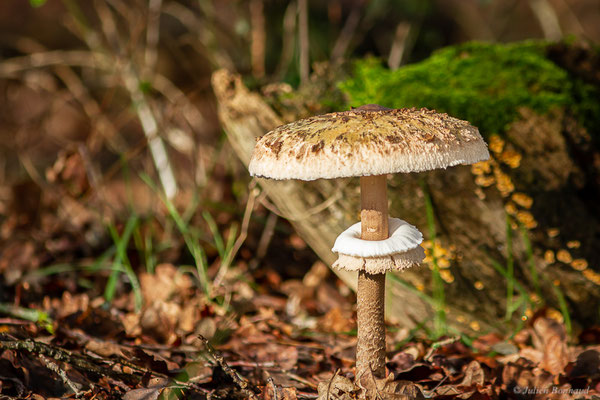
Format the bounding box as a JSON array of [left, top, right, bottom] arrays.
[[331, 218, 423, 258]]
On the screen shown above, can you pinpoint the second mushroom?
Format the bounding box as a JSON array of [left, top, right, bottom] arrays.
[[249, 104, 489, 381]]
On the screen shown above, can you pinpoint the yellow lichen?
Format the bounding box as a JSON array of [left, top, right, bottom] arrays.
[[474, 187, 486, 200], [494, 169, 514, 197], [547, 228, 560, 238], [504, 202, 518, 216], [437, 258, 451, 269], [440, 269, 454, 283], [546, 308, 564, 323], [475, 175, 495, 187], [488, 134, 505, 154], [471, 160, 492, 175], [511, 193, 533, 209], [544, 250, 555, 264], [583, 269, 600, 285], [499, 149, 522, 168], [516, 211, 537, 229], [556, 249, 573, 264], [469, 321, 481, 331], [571, 259, 588, 271]]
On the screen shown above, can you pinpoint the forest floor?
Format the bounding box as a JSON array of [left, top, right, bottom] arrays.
[[1, 176, 599, 400]]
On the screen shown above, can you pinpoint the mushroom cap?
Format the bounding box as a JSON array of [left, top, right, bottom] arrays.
[[249, 105, 489, 181]]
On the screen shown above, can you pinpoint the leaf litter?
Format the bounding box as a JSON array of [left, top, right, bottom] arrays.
[[1, 154, 599, 399]]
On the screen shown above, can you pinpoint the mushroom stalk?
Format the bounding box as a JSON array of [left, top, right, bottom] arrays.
[[356, 175, 388, 379]]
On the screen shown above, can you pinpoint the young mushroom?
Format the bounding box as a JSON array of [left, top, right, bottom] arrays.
[[249, 104, 489, 382]]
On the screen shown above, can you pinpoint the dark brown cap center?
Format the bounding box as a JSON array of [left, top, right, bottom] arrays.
[[354, 104, 392, 112]]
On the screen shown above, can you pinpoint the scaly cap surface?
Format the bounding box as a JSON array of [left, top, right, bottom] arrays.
[[249, 105, 489, 180]]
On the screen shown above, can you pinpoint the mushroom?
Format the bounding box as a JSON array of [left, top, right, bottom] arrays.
[[249, 104, 489, 381]]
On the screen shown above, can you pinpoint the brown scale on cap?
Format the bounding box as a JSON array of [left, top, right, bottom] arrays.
[[249, 105, 489, 181]]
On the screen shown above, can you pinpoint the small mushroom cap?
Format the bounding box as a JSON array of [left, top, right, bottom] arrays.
[[249, 105, 489, 181], [332, 218, 423, 258]]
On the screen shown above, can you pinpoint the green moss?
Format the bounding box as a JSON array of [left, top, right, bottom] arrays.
[[339, 41, 600, 138]]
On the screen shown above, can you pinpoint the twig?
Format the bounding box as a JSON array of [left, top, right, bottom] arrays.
[[387, 22, 412, 70], [285, 372, 318, 390], [249, 210, 277, 270], [265, 370, 278, 400], [330, 4, 363, 63], [0, 339, 136, 384], [528, 0, 562, 40], [145, 0, 163, 75], [274, 1, 297, 80], [199, 335, 259, 400], [326, 369, 339, 400], [297, 0, 309, 85], [250, 0, 266, 79], [39, 354, 86, 395], [214, 181, 258, 286], [424, 335, 461, 362]]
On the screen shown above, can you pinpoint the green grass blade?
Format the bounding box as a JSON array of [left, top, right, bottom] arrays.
[[518, 222, 542, 302], [141, 173, 211, 297], [552, 283, 572, 335], [420, 179, 446, 338], [104, 215, 142, 310]]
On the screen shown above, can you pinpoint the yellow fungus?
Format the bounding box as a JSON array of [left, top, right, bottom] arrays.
[[437, 258, 451, 269], [488, 134, 505, 154], [474, 281, 484, 290], [556, 249, 573, 264], [500, 149, 522, 168], [567, 240, 581, 249], [547, 308, 564, 323], [583, 269, 600, 285], [571, 259, 588, 271], [440, 269, 454, 283], [544, 250, 555, 264], [511, 193, 533, 209], [516, 211, 537, 229], [474, 187, 486, 200], [547, 228, 560, 238], [469, 321, 481, 331], [504, 202, 518, 216], [494, 169, 514, 197], [471, 160, 492, 175], [475, 175, 495, 187]]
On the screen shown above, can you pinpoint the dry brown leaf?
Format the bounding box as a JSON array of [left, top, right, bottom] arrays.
[[461, 360, 485, 387], [532, 318, 569, 375], [139, 300, 181, 344], [320, 307, 353, 333]]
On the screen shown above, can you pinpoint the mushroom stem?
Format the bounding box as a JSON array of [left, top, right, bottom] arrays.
[[356, 175, 388, 380]]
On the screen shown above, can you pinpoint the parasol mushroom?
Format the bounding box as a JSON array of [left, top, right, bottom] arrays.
[[249, 104, 489, 382]]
